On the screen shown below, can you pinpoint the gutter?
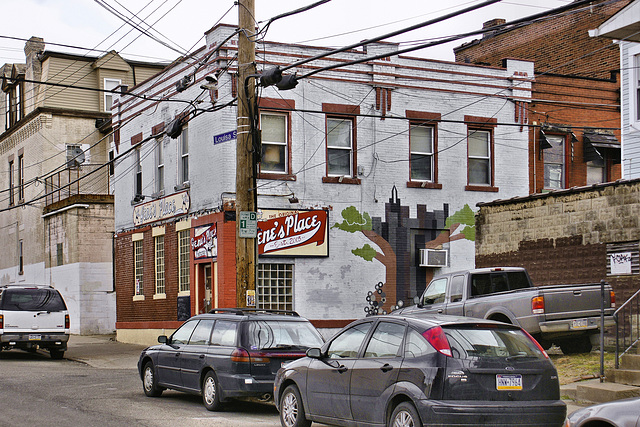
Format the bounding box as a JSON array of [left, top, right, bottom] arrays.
[[41, 203, 90, 218]]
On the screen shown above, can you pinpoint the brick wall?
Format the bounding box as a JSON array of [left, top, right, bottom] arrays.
[[476, 180, 640, 302], [454, 0, 631, 79]]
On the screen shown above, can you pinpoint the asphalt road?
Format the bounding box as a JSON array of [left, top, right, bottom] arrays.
[[0, 349, 282, 427]]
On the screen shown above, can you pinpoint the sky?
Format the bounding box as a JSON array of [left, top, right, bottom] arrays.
[[1, 0, 577, 66]]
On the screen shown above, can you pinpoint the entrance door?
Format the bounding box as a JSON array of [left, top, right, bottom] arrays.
[[203, 264, 212, 313]]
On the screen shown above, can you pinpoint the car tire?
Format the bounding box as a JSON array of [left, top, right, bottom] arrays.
[[202, 371, 223, 411], [50, 349, 64, 360], [559, 337, 592, 355], [280, 384, 311, 427], [389, 401, 422, 427], [142, 361, 163, 397]]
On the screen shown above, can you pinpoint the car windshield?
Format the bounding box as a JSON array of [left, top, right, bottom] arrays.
[[0, 288, 67, 312], [244, 320, 324, 350], [444, 326, 545, 360]]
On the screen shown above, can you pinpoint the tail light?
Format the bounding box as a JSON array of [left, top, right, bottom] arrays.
[[0, 314, 3, 329], [610, 291, 616, 308], [522, 329, 549, 359], [65, 314, 70, 329], [531, 296, 545, 314], [231, 348, 251, 363], [422, 326, 452, 357]]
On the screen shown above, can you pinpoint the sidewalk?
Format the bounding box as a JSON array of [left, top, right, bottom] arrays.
[[65, 334, 147, 370]]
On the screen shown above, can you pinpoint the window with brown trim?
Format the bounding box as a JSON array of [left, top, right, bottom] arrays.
[[17, 152, 24, 202], [322, 103, 360, 184], [258, 97, 295, 181], [543, 134, 566, 190], [465, 115, 498, 192], [8, 157, 14, 206], [406, 111, 441, 189]]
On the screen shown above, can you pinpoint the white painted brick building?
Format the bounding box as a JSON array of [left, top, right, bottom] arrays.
[[112, 24, 532, 342]]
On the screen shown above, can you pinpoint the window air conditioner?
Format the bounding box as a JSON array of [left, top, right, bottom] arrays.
[[420, 249, 448, 267]]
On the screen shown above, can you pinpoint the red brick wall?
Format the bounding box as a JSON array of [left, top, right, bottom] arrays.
[[529, 73, 621, 192], [454, 0, 631, 79]]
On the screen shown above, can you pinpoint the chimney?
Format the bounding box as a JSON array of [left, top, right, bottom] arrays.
[[24, 37, 45, 113], [482, 18, 506, 39]]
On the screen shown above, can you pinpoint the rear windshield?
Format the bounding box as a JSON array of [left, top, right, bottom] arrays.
[[244, 320, 324, 350], [470, 271, 530, 296], [0, 288, 67, 312], [444, 326, 545, 360]]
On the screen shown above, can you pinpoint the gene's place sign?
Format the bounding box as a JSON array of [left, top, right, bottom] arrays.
[[133, 191, 190, 227], [257, 209, 328, 257]]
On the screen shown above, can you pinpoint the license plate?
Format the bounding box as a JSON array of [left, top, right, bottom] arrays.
[[29, 334, 42, 341], [496, 374, 522, 390], [572, 318, 589, 329]]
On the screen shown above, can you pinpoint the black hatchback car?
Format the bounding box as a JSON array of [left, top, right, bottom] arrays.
[[274, 313, 566, 427], [137, 308, 324, 410]]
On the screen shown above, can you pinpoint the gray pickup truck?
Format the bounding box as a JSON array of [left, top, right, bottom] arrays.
[[393, 267, 615, 354]]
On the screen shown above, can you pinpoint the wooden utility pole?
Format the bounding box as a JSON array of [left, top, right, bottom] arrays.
[[236, 0, 257, 308]]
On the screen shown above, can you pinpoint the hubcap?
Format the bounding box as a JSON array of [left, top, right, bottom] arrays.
[[393, 409, 415, 427], [204, 377, 216, 405], [281, 391, 299, 427], [144, 367, 153, 391]]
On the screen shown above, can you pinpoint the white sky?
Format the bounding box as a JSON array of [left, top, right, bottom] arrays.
[[1, 0, 576, 65]]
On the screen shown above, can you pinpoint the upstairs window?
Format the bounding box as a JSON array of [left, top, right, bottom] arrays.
[[104, 78, 121, 112], [327, 117, 354, 177], [260, 112, 288, 174], [17, 153, 24, 201], [544, 135, 565, 190], [178, 127, 189, 186], [4, 82, 23, 130], [410, 123, 435, 182], [156, 138, 164, 195], [468, 130, 492, 186], [8, 158, 14, 206]]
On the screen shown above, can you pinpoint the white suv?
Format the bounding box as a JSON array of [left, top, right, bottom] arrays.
[[0, 284, 70, 359]]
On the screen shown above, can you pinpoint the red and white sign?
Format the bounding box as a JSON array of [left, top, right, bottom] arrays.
[[257, 210, 328, 256], [192, 224, 217, 259]]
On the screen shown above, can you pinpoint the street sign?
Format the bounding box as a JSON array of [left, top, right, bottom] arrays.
[[239, 211, 257, 238]]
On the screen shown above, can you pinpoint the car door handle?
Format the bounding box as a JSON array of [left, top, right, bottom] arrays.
[[380, 363, 393, 373], [199, 354, 205, 359], [336, 365, 348, 373], [437, 309, 443, 314], [175, 353, 181, 357]]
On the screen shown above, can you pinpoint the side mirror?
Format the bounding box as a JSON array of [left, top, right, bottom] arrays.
[[306, 347, 322, 359], [413, 296, 421, 305], [158, 335, 168, 344]]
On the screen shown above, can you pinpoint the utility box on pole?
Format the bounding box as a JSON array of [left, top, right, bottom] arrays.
[[235, 0, 257, 308]]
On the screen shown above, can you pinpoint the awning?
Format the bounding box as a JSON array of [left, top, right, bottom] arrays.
[[583, 130, 621, 164], [539, 130, 553, 149]]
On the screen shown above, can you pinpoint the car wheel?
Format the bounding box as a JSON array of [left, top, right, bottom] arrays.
[[142, 361, 163, 397], [559, 337, 592, 355], [389, 401, 422, 427], [280, 384, 311, 427], [202, 371, 223, 411], [50, 349, 64, 360]]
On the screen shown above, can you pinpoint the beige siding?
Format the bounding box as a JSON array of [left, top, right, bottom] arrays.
[[41, 57, 99, 111], [130, 65, 166, 86]]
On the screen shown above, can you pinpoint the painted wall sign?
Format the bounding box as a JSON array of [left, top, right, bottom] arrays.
[[133, 190, 190, 227], [192, 224, 217, 259], [257, 209, 329, 257], [610, 252, 632, 275], [214, 130, 237, 145]]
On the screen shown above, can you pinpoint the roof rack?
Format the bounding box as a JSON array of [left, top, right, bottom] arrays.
[[208, 308, 300, 317]]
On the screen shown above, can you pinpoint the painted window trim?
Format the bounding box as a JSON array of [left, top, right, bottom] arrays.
[[406, 110, 441, 189], [465, 115, 498, 192], [323, 103, 360, 185], [542, 133, 567, 191], [628, 43, 640, 132]]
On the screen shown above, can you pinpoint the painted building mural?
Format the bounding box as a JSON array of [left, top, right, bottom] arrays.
[[333, 187, 475, 315]]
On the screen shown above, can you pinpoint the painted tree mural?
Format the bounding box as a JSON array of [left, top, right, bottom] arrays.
[[333, 187, 475, 314]]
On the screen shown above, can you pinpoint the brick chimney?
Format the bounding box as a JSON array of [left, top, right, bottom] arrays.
[[482, 18, 506, 39], [24, 36, 45, 113]]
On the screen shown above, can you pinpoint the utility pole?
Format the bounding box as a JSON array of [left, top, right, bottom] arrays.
[[236, 0, 257, 308]]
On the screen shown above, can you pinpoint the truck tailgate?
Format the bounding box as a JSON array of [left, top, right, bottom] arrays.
[[2, 311, 67, 332], [540, 284, 611, 321]]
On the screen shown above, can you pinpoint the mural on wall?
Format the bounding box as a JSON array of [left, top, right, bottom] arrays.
[[333, 186, 475, 314]]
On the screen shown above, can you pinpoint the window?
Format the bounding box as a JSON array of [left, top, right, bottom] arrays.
[[260, 112, 288, 174], [327, 322, 372, 359], [104, 78, 121, 112], [155, 138, 164, 194], [468, 130, 491, 186], [134, 146, 142, 198], [449, 275, 465, 303], [170, 320, 198, 345], [421, 278, 447, 305], [8, 159, 14, 206], [210, 320, 238, 346], [189, 319, 214, 345], [326, 117, 354, 177], [257, 263, 293, 311], [587, 159, 605, 185], [178, 127, 189, 185], [410, 123, 434, 182], [15, 83, 22, 122], [4, 82, 23, 129], [404, 328, 436, 358], [108, 149, 115, 177], [155, 235, 165, 295], [18, 239, 24, 275], [134, 239, 143, 296], [17, 153, 24, 201], [364, 321, 405, 358], [636, 53, 640, 122], [56, 243, 64, 266], [66, 144, 84, 168], [544, 135, 565, 189], [4, 92, 9, 129], [178, 229, 190, 293]]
